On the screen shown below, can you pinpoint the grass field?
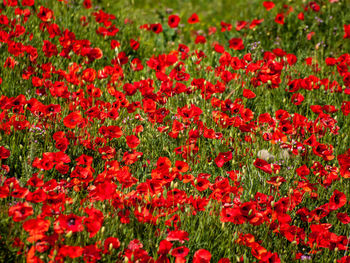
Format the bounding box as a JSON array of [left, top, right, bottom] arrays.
[[0, 0, 350, 262]]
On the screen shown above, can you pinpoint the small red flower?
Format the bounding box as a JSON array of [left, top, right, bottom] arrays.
[[337, 213, 350, 224], [63, 111, 84, 129], [57, 214, 84, 233], [263, 1, 275, 11], [298, 12, 304, 20], [328, 190, 347, 211], [83, 0, 92, 9], [171, 246, 189, 258], [130, 39, 140, 50], [344, 24, 350, 39], [104, 237, 120, 253], [168, 14, 180, 28], [126, 135, 140, 149], [150, 23, 163, 34], [193, 249, 211, 263], [42, 40, 58, 58], [188, 13, 199, 24], [228, 38, 244, 50], [243, 89, 256, 99], [0, 146, 10, 159], [253, 158, 272, 174], [275, 13, 285, 25], [291, 93, 304, 105], [22, 0, 34, 6], [8, 202, 33, 222], [214, 151, 233, 167], [37, 6, 54, 22]]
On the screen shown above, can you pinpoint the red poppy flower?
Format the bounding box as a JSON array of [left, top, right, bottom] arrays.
[[195, 35, 206, 44], [250, 19, 264, 29], [344, 25, 350, 39], [23, 218, 50, 242], [22, 0, 34, 6], [263, 1, 275, 11], [104, 237, 120, 253], [83, 244, 102, 262], [253, 158, 272, 174], [174, 160, 189, 173], [337, 213, 350, 224], [58, 245, 84, 259], [286, 53, 297, 65], [37, 6, 54, 22], [150, 23, 163, 34], [83, 0, 92, 9], [171, 246, 189, 258], [63, 111, 84, 129], [8, 202, 33, 222], [193, 249, 211, 263], [298, 12, 304, 20], [220, 207, 245, 224], [57, 214, 84, 233], [188, 13, 199, 24], [84, 217, 102, 238], [157, 240, 172, 255], [307, 31, 315, 40], [221, 21, 232, 32], [341, 101, 350, 116], [214, 151, 233, 167], [243, 89, 256, 99], [98, 146, 116, 160], [168, 14, 180, 28], [42, 40, 58, 58], [0, 185, 9, 198], [291, 93, 304, 105], [236, 21, 248, 31], [126, 135, 140, 149], [228, 38, 244, 50], [275, 13, 285, 25], [214, 44, 225, 53], [0, 146, 10, 159], [82, 68, 96, 83], [130, 39, 140, 50], [296, 165, 310, 179], [328, 190, 347, 211]]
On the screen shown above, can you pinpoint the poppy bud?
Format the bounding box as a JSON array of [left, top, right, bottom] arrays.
[[66, 231, 73, 238]]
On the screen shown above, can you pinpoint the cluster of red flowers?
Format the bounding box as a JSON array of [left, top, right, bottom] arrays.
[[0, 0, 349, 262]]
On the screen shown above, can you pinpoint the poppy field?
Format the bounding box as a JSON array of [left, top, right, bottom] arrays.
[[1, 0, 350, 262]]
